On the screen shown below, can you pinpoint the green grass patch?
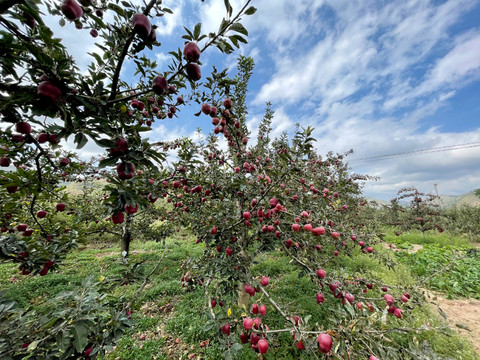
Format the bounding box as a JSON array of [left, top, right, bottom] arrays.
[[1, 236, 479, 360]]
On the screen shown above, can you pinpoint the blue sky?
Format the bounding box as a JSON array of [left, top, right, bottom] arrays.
[[51, 0, 480, 200]]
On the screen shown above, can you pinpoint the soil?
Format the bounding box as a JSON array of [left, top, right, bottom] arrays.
[[424, 289, 480, 354]]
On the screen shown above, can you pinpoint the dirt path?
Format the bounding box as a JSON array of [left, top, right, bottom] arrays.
[[425, 289, 480, 354]]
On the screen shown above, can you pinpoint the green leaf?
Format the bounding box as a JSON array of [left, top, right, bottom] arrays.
[[193, 23, 201, 40], [99, 157, 118, 168], [229, 23, 248, 36], [95, 138, 115, 148], [224, 0, 233, 17], [74, 133, 88, 149], [245, 6, 257, 15], [72, 322, 88, 353]]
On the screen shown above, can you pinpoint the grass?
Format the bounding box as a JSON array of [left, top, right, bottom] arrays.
[[1, 234, 479, 360]]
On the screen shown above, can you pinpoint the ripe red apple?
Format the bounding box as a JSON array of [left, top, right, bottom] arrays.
[[59, 158, 70, 167], [291, 223, 300, 232], [37, 210, 47, 218], [125, 204, 138, 214], [331, 231, 340, 239], [186, 63, 201, 81], [37, 80, 62, 103], [6, 185, 18, 193], [112, 212, 124, 224], [251, 303, 258, 314], [15, 122, 31, 135], [211, 226, 217, 235], [295, 339, 306, 350], [183, 42, 201, 62], [201, 103, 211, 115], [61, 0, 83, 21], [258, 304, 267, 316], [257, 339, 268, 354], [221, 323, 230, 336], [369, 356, 379, 360], [56, 203, 66, 212], [239, 332, 249, 344], [0, 157, 11, 167], [132, 14, 151, 39], [317, 269, 326, 278], [223, 98, 232, 109], [153, 76, 167, 95], [316, 292, 324, 303], [37, 133, 48, 143], [394, 307, 402, 318], [210, 299, 217, 308], [285, 238, 293, 248], [117, 162, 135, 180], [243, 317, 253, 330], [345, 293, 354, 304], [17, 224, 28, 232], [225, 246, 233, 256], [243, 211, 251, 220], [312, 227, 325, 236], [303, 223, 313, 232], [253, 317, 262, 329], [260, 276, 269, 286], [317, 333, 332, 353], [384, 294, 394, 306], [250, 332, 260, 345]]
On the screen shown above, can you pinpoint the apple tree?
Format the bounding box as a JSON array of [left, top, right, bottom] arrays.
[[159, 56, 425, 359], [0, 0, 256, 272], [388, 187, 445, 237]]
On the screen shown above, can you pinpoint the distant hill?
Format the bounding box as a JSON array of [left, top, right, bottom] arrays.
[[436, 192, 480, 208], [366, 191, 480, 209]]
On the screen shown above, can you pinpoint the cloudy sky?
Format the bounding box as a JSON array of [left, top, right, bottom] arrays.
[[50, 0, 480, 200]]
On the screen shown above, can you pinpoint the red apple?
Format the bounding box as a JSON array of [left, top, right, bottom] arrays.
[[312, 227, 325, 236], [132, 14, 151, 39], [112, 212, 124, 224], [303, 223, 313, 232], [0, 157, 11, 167], [201, 103, 211, 115], [221, 323, 230, 336], [37, 210, 47, 218], [59, 158, 70, 167], [225, 246, 233, 256], [223, 98, 232, 109], [260, 276, 269, 286], [125, 204, 138, 214], [15, 122, 31, 135], [37, 133, 48, 143], [257, 339, 268, 354], [317, 333, 332, 353], [6, 185, 18, 193], [117, 162, 135, 180], [61, 0, 83, 21], [316, 292, 324, 303], [243, 317, 253, 330], [291, 223, 300, 232], [153, 76, 167, 95], [239, 332, 249, 344], [186, 63, 201, 81], [38, 81, 62, 102], [183, 42, 201, 62], [56, 203, 66, 212], [17, 224, 28, 232], [251, 303, 258, 314], [317, 269, 326, 278], [296, 340, 305, 350], [259, 304, 267, 316]]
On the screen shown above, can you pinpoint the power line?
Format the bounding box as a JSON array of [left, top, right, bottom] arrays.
[[348, 142, 480, 164]]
